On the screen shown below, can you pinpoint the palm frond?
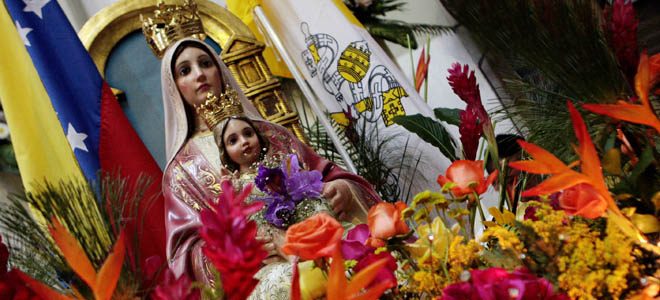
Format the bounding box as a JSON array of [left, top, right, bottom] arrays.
[[440, 0, 626, 160], [0, 174, 156, 297], [405, 23, 457, 36], [295, 102, 425, 203], [365, 20, 417, 49], [343, 0, 407, 18], [365, 20, 456, 49]]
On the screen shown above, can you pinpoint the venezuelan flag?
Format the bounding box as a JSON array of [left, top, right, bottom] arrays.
[[0, 0, 165, 268], [0, 1, 83, 186]]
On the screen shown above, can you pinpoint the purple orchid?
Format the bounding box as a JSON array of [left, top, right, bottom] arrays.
[[255, 165, 286, 196], [254, 154, 325, 228], [263, 197, 296, 228]]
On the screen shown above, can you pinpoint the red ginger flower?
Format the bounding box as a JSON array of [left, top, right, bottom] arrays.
[[437, 160, 498, 198], [447, 63, 489, 123], [448, 63, 489, 160], [199, 180, 266, 300], [603, 0, 639, 87], [459, 106, 482, 160], [0, 235, 41, 300], [151, 269, 199, 300]]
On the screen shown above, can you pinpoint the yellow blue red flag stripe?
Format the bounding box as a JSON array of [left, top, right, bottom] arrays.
[[0, 0, 83, 187], [1, 0, 166, 268]]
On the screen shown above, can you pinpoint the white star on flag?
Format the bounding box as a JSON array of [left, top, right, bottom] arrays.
[[23, 0, 51, 19], [15, 21, 32, 46], [66, 123, 89, 152]]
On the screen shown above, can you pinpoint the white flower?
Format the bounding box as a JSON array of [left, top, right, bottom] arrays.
[[0, 122, 9, 140]]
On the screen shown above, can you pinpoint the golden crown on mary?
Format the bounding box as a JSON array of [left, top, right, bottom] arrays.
[[140, 0, 206, 58], [195, 86, 244, 129]]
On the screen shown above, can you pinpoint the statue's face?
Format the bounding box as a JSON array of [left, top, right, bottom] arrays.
[[222, 119, 261, 171], [173, 47, 223, 107]]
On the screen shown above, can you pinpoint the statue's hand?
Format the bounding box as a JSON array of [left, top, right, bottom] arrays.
[[323, 179, 353, 221], [257, 228, 293, 265]]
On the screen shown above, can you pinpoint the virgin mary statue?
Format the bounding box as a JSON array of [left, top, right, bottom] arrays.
[[159, 37, 381, 299]]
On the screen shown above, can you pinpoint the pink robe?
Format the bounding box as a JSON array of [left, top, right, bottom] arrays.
[[163, 120, 380, 283]]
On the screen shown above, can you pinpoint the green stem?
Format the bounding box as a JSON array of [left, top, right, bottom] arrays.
[[474, 191, 486, 223], [433, 206, 451, 230], [442, 237, 451, 281], [459, 219, 468, 241], [408, 34, 415, 82], [423, 36, 430, 103], [392, 244, 419, 272], [469, 205, 476, 240]]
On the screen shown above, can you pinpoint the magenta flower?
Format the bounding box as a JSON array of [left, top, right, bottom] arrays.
[[523, 192, 562, 221], [151, 269, 200, 300], [199, 181, 267, 300], [441, 268, 569, 300], [352, 251, 398, 289], [341, 224, 372, 261]]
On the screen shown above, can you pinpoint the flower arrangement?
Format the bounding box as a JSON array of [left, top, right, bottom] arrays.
[[279, 1, 660, 296], [254, 153, 325, 228]]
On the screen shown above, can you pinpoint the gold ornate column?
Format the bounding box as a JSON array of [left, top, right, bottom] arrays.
[[220, 35, 308, 143]]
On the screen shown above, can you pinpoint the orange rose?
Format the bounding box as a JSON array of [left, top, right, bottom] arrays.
[[367, 202, 409, 244], [281, 213, 344, 260], [437, 160, 498, 198], [559, 183, 607, 219]]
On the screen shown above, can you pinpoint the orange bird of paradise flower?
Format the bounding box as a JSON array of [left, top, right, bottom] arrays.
[[17, 217, 126, 300], [326, 246, 395, 300], [508, 101, 616, 219], [583, 51, 660, 135]]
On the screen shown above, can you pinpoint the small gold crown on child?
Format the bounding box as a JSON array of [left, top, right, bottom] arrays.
[[195, 86, 243, 129]]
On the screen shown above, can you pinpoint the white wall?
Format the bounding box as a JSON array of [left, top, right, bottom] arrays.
[[59, 0, 227, 31]]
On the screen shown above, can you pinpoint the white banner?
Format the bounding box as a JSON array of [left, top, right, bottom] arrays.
[[259, 0, 452, 199]]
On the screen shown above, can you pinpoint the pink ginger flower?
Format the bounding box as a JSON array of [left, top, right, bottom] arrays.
[[448, 63, 489, 160], [199, 181, 267, 300], [151, 269, 199, 300], [602, 0, 639, 88]]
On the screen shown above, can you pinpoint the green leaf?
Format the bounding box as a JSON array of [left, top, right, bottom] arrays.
[[365, 20, 417, 48], [433, 108, 462, 126], [392, 114, 457, 161], [629, 145, 653, 184]]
